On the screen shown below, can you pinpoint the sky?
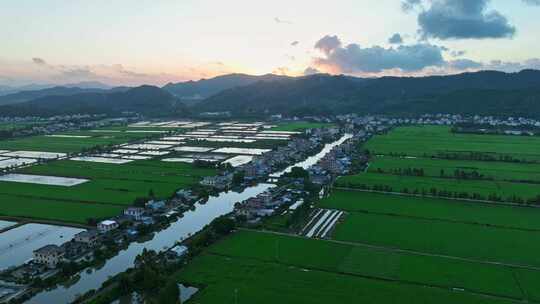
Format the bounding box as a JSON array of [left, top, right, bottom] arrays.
[[1, 0, 539, 86]]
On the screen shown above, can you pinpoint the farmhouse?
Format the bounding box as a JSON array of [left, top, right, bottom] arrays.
[[124, 207, 145, 221], [33, 244, 65, 268], [74, 230, 99, 247], [98, 220, 118, 233]]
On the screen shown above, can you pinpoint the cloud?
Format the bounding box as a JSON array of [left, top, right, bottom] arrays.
[[388, 33, 404, 44], [313, 35, 445, 73], [416, 0, 516, 40], [447, 58, 483, 70], [402, 0, 422, 12], [274, 17, 293, 24], [450, 50, 466, 57], [523, 0, 540, 5], [310, 34, 540, 76], [304, 67, 320, 75], [272, 66, 293, 76], [314, 35, 342, 55], [32, 57, 47, 65], [291, 41, 299, 46]]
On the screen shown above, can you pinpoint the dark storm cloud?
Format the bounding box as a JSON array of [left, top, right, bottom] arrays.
[[313, 35, 445, 73], [402, 0, 422, 12], [523, 0, 540, 5], [388, 33, 404, 44], [416, 0, 516, 39]]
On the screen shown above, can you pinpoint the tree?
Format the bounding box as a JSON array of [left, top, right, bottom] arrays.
[[156, 280, 180, 304], [232, 171, 245, 186], [211, 217, 236, 235], [284, 167, 309, 179]]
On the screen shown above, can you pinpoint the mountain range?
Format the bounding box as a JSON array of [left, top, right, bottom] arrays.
[[162, 73, 289, 103], [0, 86, 185, 117], [0, 70, 539, 118]]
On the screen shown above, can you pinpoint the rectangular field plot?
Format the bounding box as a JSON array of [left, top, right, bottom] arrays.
[[336, 172, 540, 201], [112, 149, 138, 154], [0, 158, 216, 222], [172, 146, 215, 153], [146, 141, 183, 145], [269, 122, 332, 131], [0, 131, 150, 153], [319, 190, 540, 231], [123, 144, 173, 150], [369, 155, 540, 183], [332, 211, 540, 268], [45, 134, 91, 138], [3, 151, 66, 159], [194, 138, 256, 143], [212, 147, 271, 155], [222, 155, 253, 167], [365, 126, 540, 162], [0, 194, 124, 224], [161, 158, 196, 163], [0, 223, 84, 270], [138, 150, 170, 156], [120, 155, 152, 160], [0, 174, 89, 186], [0, 158, 37, 169], [71, 156, 134, 164], [177, 230, 529, 303]]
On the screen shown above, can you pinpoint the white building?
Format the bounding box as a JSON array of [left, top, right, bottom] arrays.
[[98, 220, 118, 233]]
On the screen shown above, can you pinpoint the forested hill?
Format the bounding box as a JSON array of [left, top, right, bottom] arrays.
[[0, 86, 129, 106], [162, 73, 290, 103], [194, 69, 540, 117], [0, 85, 187, 117]]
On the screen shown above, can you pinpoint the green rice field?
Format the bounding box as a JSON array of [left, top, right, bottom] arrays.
[[333, 211, 540, 268], [365, 126, 540, 162], [369, 155, 540, 183], [0, 130, 158, 153], [177, 230, 533, 303], [319, 190, 540, 230], [336, 172, 540, 201], [271, 122, 334, 131], [0, 160, 215, 223]]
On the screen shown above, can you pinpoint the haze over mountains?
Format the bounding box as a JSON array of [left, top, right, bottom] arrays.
[[1, 70, 539, 118], [162, 73, 289, 103]]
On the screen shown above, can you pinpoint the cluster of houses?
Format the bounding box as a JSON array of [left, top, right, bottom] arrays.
[[242, 128, 341, 179], [198, 128, 342, 191], [234, 186, 305, 222], [4, 189, 201, 286], [1, 115, 134, 138], [335, 113, 540, 134]]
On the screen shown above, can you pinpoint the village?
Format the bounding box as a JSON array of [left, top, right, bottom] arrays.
[[3, 112, 540, 303], [0, 120, 369, 303]]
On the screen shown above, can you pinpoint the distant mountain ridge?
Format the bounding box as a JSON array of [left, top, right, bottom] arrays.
[[194, 69, 540, 118], [0, 81, 114, 98], [1, 70, 540, 118], [0, 86, 129, 106], [0, 85, 185, 117], [162, 73, 290, 103]]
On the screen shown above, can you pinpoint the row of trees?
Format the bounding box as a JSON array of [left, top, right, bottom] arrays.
[[336, 182, 540, 205]]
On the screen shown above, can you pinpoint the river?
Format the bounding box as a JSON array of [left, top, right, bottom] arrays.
[[271, 133, 353, 177], [26, 134, 351, 304]]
